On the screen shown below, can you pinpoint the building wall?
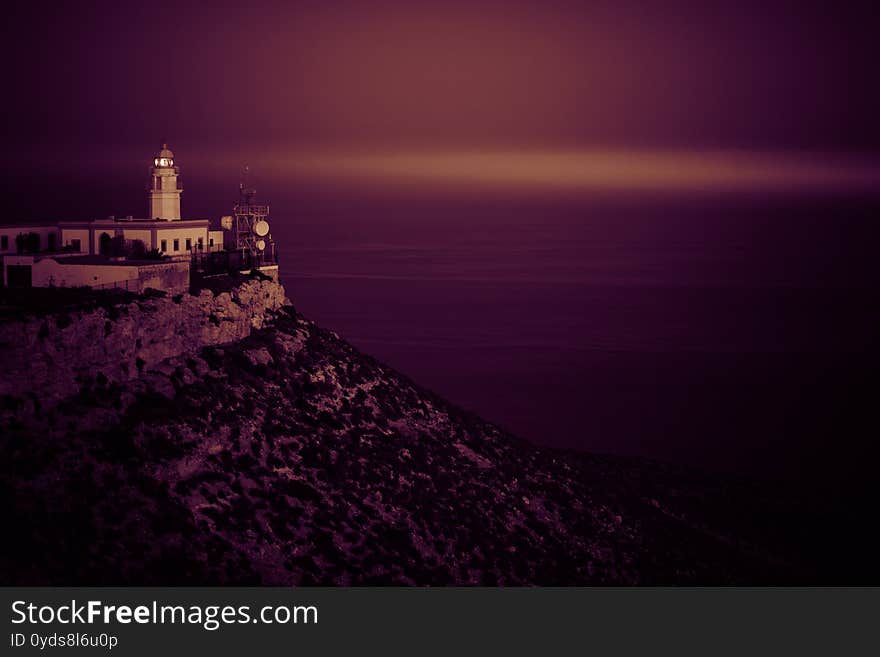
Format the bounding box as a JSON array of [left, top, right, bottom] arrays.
[[149, 190, 181, 220], [121, 228, 153, 250], [60, 228, 89, 253], [0, 226, 60, 254], [92, 228, 119, 254], [135, 260, 190, 294], [60, 220, 209, 255], [2, 256, 190, 293], [3, 256, 138, 289], [155, 225, 209, 255], [209, 230, 225, 250], [255, 265, 280, 282]]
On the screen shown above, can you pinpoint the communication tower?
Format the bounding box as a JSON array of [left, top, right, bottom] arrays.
[[231, 166, 273, 256]]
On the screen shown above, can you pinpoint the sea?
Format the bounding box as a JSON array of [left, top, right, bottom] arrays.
[[272, 188, 879, 489]]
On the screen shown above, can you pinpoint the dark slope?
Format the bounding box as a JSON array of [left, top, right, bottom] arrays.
[[0, 305, 837, 584]]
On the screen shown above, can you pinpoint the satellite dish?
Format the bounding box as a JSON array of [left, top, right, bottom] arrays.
[[220, 215, 233, 230], [255, 239, 266, 251], [254, 220, 270, 237]]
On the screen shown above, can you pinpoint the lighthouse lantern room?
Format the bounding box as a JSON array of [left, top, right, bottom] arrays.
[[149, 143, 182, 221]]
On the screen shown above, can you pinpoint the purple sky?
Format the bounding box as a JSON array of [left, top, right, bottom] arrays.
[[7, 0, 880, 156]]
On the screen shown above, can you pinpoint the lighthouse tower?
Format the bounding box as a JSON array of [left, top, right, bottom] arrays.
[[149, 143, 182, 220]]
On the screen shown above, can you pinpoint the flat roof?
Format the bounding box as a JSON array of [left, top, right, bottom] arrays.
[[0, 224, 59, 230], [59, 218, 210, 226]]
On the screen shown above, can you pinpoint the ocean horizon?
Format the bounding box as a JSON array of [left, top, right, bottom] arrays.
[[272, 188, 879, 490]]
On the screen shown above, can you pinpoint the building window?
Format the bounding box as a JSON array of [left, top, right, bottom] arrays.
[[209, 238, 214, 247], [47, 233, 56, 251], [197, 237, 203, 250], [1, 235, 7, 250], [173, 239, 180, 251], [70, 238, 81, 251], [160, 239, 167, 252], [185, 238, 192, 251]]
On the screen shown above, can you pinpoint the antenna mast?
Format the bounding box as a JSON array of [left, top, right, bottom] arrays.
[[232, 165, 272, 256]]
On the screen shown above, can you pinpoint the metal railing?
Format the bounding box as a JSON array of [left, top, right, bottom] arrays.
[[89, 278, 138, 292], [190, 243, 279, 277]]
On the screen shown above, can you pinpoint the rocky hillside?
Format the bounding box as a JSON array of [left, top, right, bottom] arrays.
[[0, 281, 841, 584], [0, 276, 287, 409]]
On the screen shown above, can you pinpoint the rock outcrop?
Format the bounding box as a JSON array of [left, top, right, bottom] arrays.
[[0, 277, 287, 411]]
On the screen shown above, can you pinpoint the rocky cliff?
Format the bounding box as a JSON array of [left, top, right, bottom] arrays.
[[0, 276, 287, 410], [0, 279, 838, 584]]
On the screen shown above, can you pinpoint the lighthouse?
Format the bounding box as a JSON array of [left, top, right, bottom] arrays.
[[2, 140, 278, 290], [149, 143, 182, 221]]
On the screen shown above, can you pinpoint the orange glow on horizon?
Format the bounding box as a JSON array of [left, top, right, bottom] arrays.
[[259, 149, 880, 194]]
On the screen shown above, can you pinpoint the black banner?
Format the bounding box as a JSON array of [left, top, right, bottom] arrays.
[[1, 588, 876, 655]]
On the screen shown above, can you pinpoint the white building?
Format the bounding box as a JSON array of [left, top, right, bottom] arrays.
[[0, 225, 61, 256], [2, 254, 191, 293], [57, 144, 221, 257], [57, 217, 219, 258], [1, 143, 231, 291]]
